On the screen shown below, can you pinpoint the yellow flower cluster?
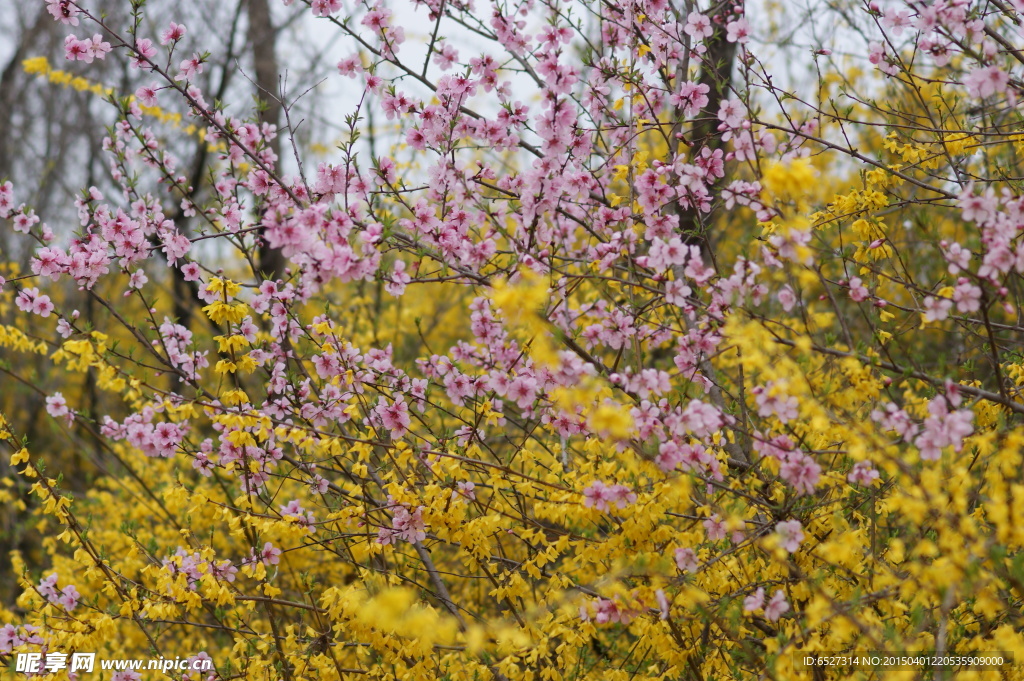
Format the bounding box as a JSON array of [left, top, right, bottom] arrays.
[[22, 55, 222, 150]]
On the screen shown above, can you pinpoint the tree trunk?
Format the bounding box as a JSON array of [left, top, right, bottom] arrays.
[[246, 0, 287, 281]]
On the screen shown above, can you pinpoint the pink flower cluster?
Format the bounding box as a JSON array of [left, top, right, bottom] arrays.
[[755, 435, 822, 496], [45, 393, 74, 426], [15, 288, 54, 318], [871, 385, 973, 462], [742, 587, 789, 622], [582, 481, 637, 512], [377, 498, 428, 545], [280, 500, 318, 534], [774, 520, 804, 553], [100, 407, 187, 459], [64, 34, 111, 63], [36, 574, 80, 612], [579, 596, 641, 625], [0, 624, 44, 654], [162, 547, 237, 591]]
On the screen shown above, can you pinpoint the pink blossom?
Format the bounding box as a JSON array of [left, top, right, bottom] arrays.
[[112, 671, 142, 681], [703, 514, 727, 541], [432, 43, 459, 71], [38, 573, 59, 600], [131, 38, 157, 68], [57, 318, 73, 338], [312, 0, 344, 16], [455, 481, 476, 501], [181, 262, 202, 282], [943, 241, 972, 273], [192, 451, 214, 477], [774, 519, 804, 553], [280, 500, 317, 533], [923, 295, 953, 322], [90, 34, 112, 62], [718, 99, 745, 128], [920, 36, 953, 67], [260, 542, 282, 565], [12, 208, 39, 233], [743, 587, 764, 612], [136, 85, 159, 106], [16, 288, 54, 318], [129, 269, 148, 289], [752, 381, 798, 423], [46, 393, 73, 425], [31, 247, 66, 281], [581, 597, 638, 625], [683, 12, 713, 39], [375, 157, 398, 186], [674, 547, 698, 572], [768, 228, 814, 265], [725, 18, 751, 44], [779, 452, 821, 495], [582, 481, 637, 512], [656, 441, 712, 475], [37, 574, 79, 611], [507, 375, 538, 409], [732, 130, 755, 162], [952, 279, 982, 313], [848, 460, 880, 486], [374, 395, 411, 438], [881, 7, 912, 35], [680, 399, 724, 437], [765, 590, 789, 621], [0, 181, 14, 218], [647, 237, 689, 270], [868, 42, 899, 76], [871, 402, 919, 442], [337, 55, 363, 77], [670, 81, 710, 117], [248, 170, 271, 195], [964, 66, 1009, 99], [151, 422, 183, 458], [76, 34, 112, 62], [958, 185, 998, 224], [664, 279, 692, 306], [683, 248, 715, 284], [211, 560, 237, 583], [160, 22, 186, 45], [0, 624, 19, 654], [848, 277, 869, 302], [385, 260, 411, 296], [64, 35, 90, 62], [655, 589, 670, 620], [914, 396, 973, 461], [777, 285, 797, 311], [378, 502, 427, 544], [46, 0, 79, 26], [176, 53, 204, 81], [57, 585, 80, 611]]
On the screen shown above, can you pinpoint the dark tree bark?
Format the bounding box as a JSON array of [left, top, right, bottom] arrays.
[[677, 9, 738, 265], [246, 0, 287, 281]]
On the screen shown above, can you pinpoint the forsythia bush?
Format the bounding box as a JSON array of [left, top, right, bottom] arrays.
[[3, 0, 1024, 679]]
